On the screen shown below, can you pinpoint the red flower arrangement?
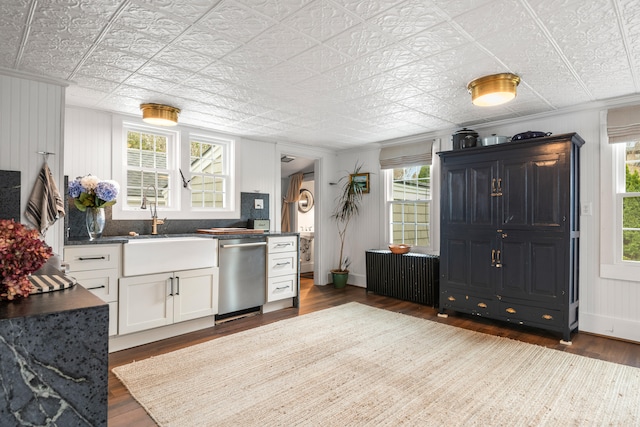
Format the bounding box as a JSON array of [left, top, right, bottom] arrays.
[[0, 219, 52, 301]]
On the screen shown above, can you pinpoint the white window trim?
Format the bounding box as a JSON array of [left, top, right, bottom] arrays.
[[111, 116, 238, 220], [599, 110, 640, 282], [382, 139, 439, 254]]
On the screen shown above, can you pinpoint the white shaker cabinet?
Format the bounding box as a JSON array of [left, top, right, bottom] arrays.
[[118, 267, 218, 335], [63, 244, 120, 336], [266, 236, 298, 302]]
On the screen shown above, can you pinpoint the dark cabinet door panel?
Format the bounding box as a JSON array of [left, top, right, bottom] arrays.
[[531, 155, 565, 228], [442, 167, 468, 225], [469, 162, 496, 226]]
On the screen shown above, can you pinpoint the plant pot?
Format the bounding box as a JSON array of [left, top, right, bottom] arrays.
[[331, 270, 349, 289]]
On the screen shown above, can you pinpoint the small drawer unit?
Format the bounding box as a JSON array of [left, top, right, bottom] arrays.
[[64, 244, 121, 336], [266, 236, 298, 303]]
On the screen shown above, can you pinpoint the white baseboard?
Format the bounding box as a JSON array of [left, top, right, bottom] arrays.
[[109, 316, 215, 353], [579, 312, 640, 343]]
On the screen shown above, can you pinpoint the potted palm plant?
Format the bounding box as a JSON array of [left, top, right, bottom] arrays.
[[330, 163, 365, 288]]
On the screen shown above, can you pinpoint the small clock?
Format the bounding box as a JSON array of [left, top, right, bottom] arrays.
[[298, 189, 314, 213]]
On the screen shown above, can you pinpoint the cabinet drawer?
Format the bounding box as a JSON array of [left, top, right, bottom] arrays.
[[267, 236, 297, 253], [71, 269, 118, 302], [441, 291, 493, 316], [268, 252, 297, 277], [64, 245, 120, 272], [498, 301, 562, 328], [267, 275, 297, 302]]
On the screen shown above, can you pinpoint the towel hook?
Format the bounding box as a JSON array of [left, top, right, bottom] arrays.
[[37, 151, 55, 162]]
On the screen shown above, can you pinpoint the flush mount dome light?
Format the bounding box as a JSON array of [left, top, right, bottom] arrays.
[[140, 103, 180, 126], [467, 73, 520, 107]]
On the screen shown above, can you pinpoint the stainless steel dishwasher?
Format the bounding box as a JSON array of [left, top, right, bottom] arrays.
[[217, 237, 267, 317]]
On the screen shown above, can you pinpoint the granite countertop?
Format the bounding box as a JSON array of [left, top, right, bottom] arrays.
[[0, 267, 106, 320], [65, 231, 299, 245]]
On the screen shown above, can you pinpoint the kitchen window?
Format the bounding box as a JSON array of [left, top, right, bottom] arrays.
[[618, 142, 640, 262], [113, 121, 236, 220], [380, 139, 435, 250], [388, 166, 431, 247], [600, 107, 640, 281], [188, 135, 229, 209]]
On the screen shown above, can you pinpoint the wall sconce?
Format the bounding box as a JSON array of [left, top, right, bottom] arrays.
[[467, 73, 520, 107], [140, 103, 180, 126]]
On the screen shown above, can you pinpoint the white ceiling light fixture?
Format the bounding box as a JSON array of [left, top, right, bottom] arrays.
[[467, 73, 521, 107], [140, 103, 181, 126]]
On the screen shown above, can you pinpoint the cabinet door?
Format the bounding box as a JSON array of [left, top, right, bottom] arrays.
[[173, 268, 218, 323], [440, 231, 495, 293], [441, 161, 497, 228], [496, 231, 567, 304], [499, 150, 567, 230], [119, 273, 173, 335]]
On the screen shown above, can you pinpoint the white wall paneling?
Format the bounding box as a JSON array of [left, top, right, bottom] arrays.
[[64, 107, 113, 180], [0, 73, 65, 254]]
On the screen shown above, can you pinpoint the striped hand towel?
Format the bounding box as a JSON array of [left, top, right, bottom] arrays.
[[25, 162, 65, 235]]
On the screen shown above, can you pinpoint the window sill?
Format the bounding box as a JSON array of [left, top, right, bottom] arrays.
[[600, 263, 640, 283]]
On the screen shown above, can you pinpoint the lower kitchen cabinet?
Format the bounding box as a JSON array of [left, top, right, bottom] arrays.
[[118, 267, 218, 335], [266, 236, 298, 302], [64, 244, 120, 336]]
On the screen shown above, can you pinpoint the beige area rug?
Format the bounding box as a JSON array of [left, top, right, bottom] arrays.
[[113, 302, 640, 426]]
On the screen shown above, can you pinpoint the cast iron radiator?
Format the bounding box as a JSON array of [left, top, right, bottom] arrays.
[[365, 250, 439, 307]]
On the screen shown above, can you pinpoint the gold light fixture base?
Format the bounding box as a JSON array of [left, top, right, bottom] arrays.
[[467, 73, 520, 107], [140, 103, 180, 126]]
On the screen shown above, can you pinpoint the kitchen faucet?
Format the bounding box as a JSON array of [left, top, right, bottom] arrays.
[[141, 184, 165, 235]]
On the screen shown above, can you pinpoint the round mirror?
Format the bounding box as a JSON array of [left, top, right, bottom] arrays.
[[298, 189, 314, 213]]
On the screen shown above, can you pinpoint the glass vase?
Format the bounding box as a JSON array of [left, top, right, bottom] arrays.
[[85, 207, 105, 240]]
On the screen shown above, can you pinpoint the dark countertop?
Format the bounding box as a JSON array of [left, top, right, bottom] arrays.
[[0, 267, 106, 320], [65, 231, 299, 245]]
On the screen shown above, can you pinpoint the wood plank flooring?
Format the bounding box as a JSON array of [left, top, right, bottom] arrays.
[[108, 278, 640, 426]]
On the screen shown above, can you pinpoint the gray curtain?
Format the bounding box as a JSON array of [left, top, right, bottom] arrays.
[[281, 173, 304, 232]]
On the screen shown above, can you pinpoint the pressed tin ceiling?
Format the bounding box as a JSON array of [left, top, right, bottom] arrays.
[[1, 0, 639, 149]]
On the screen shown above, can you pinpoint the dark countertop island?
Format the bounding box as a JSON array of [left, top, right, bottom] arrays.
[[0, 272, 108, 426]]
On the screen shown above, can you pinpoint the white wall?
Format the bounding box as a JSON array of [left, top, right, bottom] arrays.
[[0, 73, 65, 254]]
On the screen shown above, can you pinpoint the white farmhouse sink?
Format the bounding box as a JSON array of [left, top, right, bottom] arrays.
[[123, 237, 217, 276]]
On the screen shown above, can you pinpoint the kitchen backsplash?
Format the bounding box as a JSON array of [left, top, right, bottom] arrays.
[[64, 176, 270, 240]]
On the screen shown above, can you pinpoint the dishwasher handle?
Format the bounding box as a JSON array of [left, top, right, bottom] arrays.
[[220, 242, 267, 249]]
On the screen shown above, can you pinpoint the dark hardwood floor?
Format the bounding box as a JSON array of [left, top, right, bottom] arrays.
[[108, 277, 640, 426]]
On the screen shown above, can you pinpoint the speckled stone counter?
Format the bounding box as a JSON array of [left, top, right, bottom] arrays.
[[0, 280, 108, 426]]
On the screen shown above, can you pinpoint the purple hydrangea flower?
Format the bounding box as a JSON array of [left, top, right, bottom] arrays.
[[95, 181, 119, 202], [68, 179, 85, 198]]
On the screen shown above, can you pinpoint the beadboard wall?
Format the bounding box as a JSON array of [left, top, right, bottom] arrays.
[[0, 73, 65, 254]]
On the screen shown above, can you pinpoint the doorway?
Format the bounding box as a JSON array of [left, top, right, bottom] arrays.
[[280, 154, 316, 279]]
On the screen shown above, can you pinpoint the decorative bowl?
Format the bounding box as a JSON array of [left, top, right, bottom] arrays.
[[389, 244, 411, 254]]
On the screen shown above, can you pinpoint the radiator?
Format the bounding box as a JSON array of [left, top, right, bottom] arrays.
[[365, 250, 439, 307]]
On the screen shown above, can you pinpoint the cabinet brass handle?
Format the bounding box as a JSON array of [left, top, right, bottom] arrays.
[[491, 249, 496, 266], [495, 250, 502, 268], [491, 178, 497, 196], [505, 307, 516, 314], [542, 314, 553, 320], [447, 296, 456, 301], [496, 178, 503, 196], [477, 302, 487, 308]]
